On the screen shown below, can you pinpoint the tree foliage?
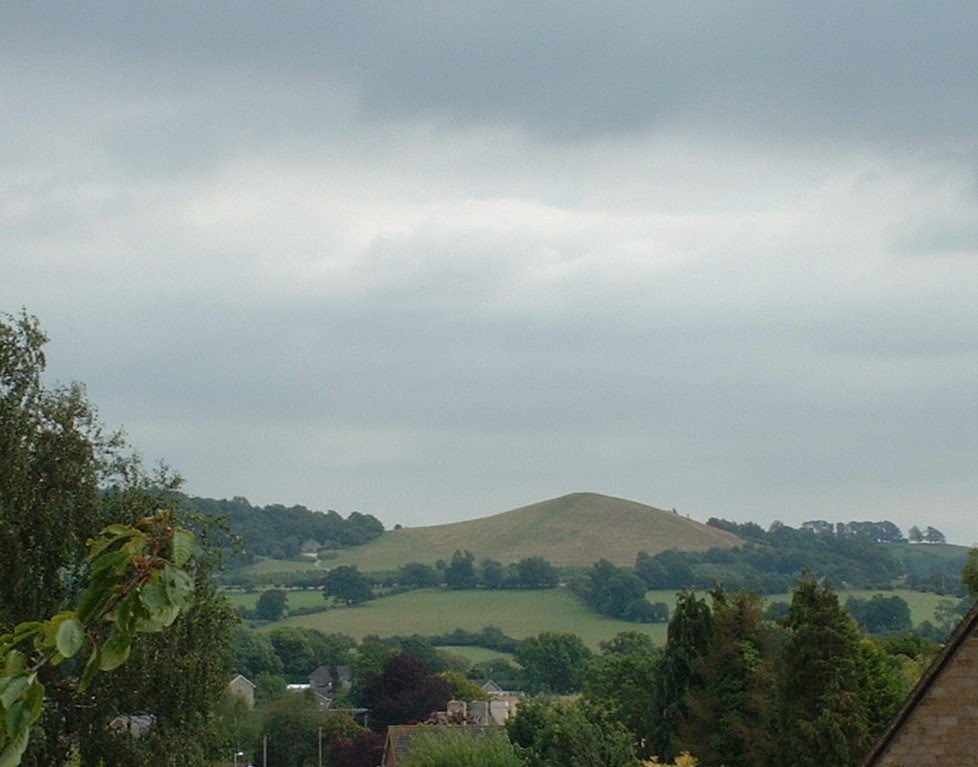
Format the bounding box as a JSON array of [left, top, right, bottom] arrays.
[[255, 589, 289, 621], [576, 560, 668, 622], [402, 728, 523, 767], [323, 566, 375, 605], [0, 513, 198, 767], [508, 696, 639, 767], [361, 653, 452, 731], [773, 575, 902, 767], [844, 594, 912, 635], [515, 632, 592, 694], [649, 590, 713, 761], [584, 632, 661, 758], [0, 311, 234, 767], [677, 590, 778, 767], [445, 551, 479, 590]]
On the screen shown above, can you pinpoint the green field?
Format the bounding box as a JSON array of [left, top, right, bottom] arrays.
[[234, 584, 950, 652], [437, 646, 515, 664], [265, 588, 670, 648]]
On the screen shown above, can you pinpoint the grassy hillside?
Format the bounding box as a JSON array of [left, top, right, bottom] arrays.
[[281, 492, 742, 570]]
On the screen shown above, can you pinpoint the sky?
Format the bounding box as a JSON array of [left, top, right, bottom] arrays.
[[3, 2, 978, 544]]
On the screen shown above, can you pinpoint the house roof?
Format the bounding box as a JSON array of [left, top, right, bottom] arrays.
[[228, 674, 255, 689], [310, 664, 334, 686], [860, 598, 978, 766]]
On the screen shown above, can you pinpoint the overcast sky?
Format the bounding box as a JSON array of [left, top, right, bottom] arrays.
[[3, 2, 978, 544]]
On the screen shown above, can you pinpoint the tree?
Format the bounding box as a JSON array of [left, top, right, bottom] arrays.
[[437, 671, 490, 702], [515, 632, 592, 694], [329, 730, 386, 767], [360, 653, 452, 730], [512, 557, 559, 589], [962, 547, 978, 598], [478, 558, 507, 589], [231, 625, 284, 678], [584, 632, 661, 759], [845, 594, 912, 635], [260, 692, 330, 767], [267, 627, 355, 680], [444, 551, 478, 590], [678, 590, 778, 767], [0, 513, 200, 767], [255, 589, 289, 621], [402, 728, 522, 767], [650, 590, 713, 761], [398, 562, 442, 589], [773, 575, 897, 767], [323, 566, 374, 605], [0, 311, 234, 767], [508, 696, 639, 767]]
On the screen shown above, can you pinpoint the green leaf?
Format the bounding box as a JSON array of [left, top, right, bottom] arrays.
[[23, 681, 43, 721], [4, 700, 31, 740], [0, 715, 30, 767], [90, 549, 129, 577], [171, 529, 196, 567], [1, 652, 27, 676], [75, 583, 113, 625], [54, 618, 84, 659], [139, 583, 169, 612], [78, 647, 101, 692], [162, 565, 193, 606], [0, 676, 28, 709], [98, 628, 131, 671], [86, 525, 134, 560]]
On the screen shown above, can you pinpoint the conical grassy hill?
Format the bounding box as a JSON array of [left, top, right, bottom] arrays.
[[322, 492, 742, 569]]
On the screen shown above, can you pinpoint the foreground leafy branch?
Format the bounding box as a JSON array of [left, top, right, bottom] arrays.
[[0, 511, 197, 767]]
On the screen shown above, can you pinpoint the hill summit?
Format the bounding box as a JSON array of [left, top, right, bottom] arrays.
[[339, 492, 743, 569]]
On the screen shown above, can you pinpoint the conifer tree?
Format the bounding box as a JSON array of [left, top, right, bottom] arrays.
[[774, 575, 886, 767], [650, 590, 713, 761], [678, 589, 779, 767]]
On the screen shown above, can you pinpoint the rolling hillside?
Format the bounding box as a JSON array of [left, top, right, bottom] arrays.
[[308, 492, 742, 569]]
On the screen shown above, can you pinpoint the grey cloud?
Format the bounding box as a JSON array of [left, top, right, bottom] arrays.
[[4, 2, 978, 145]]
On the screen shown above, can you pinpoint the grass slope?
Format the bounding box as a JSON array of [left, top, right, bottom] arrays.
[[295, 492, 742, 570]]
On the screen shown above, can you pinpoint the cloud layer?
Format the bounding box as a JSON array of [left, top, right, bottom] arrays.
[[3, 3, 978, 542]]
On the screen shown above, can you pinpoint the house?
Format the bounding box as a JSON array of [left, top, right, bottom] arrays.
[[382, 724, 498, 767], [309, 664, 334, 690], [228, 674, 256, 709], [861, 600, 978, 766]]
